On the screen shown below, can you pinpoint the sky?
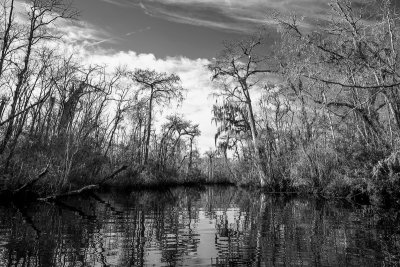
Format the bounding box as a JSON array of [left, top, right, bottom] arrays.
[[51, 0, 384, 153]]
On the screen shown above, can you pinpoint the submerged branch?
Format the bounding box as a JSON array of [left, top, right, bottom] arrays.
[[39, 165, 128, 202], [38, 185, 99, 202]]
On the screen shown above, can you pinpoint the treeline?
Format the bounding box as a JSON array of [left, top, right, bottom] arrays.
[[0, 0, 204, 194], [2, 0, 400, 203], [208, 0, 400, 203]]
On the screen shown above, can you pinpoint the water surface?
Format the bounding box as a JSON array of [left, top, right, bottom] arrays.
[[0, 186, 399, 266]]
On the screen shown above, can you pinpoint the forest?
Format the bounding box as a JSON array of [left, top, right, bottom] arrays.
[[0, 0, 399, 206]]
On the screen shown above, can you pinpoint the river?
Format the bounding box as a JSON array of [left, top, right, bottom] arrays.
[[0, 186, 398, 266]]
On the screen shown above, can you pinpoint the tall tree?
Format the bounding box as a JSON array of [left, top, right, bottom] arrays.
[[158, 114, 200, 171], [0, 0, 77, 155], [129, 69, 184, 165], [209, 36, 276, 186], [277, 0, 400, 148]]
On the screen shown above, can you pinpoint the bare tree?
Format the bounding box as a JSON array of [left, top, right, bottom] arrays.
[[277, 0, 400, 148], [209, 36, 276, 186], [129, 69, 184, 165], [0, 0, 77, 155]]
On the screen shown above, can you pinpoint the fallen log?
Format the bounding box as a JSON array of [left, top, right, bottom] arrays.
[[14, 166, 49, 194], [38, 165, 128, 202], [38, 185, 99, 202], [99, 165, 128, 185]]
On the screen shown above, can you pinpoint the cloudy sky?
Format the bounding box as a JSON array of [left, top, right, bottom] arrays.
[[62, 0, 379, 152]]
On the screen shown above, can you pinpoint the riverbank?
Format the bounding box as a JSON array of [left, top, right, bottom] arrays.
[[1, 149, 400, 207], [0, 165, 383, 208]]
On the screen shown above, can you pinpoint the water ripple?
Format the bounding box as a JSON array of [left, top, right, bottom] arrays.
[[0, 187, 399, 266]]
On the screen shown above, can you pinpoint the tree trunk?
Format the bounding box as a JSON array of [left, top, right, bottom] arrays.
[[0, 97, 8, 122], [188, 137, 194, 171], [144, 90, 154, 165], [105, 108, 122, 157], [245, 93, 268, 187], [0, 0, 14, 79], [58, 82, 85, 135], [0, 19, 34, 155]]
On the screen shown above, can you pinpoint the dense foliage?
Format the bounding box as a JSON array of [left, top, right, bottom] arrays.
[[209, 0, 400, 204], [1, 0, 400, 205], [0, 0, 203, 192]]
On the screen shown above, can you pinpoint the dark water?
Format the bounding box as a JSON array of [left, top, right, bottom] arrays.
[[0, 187, 399, 266]]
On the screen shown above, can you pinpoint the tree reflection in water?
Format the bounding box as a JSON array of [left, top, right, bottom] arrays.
[[0, 186, 399, 266]]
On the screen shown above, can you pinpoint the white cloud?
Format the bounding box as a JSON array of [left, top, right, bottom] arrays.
[[85, 50, 217, 152], [12, 1, 218, 152], [13, 0, 115, 50]]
